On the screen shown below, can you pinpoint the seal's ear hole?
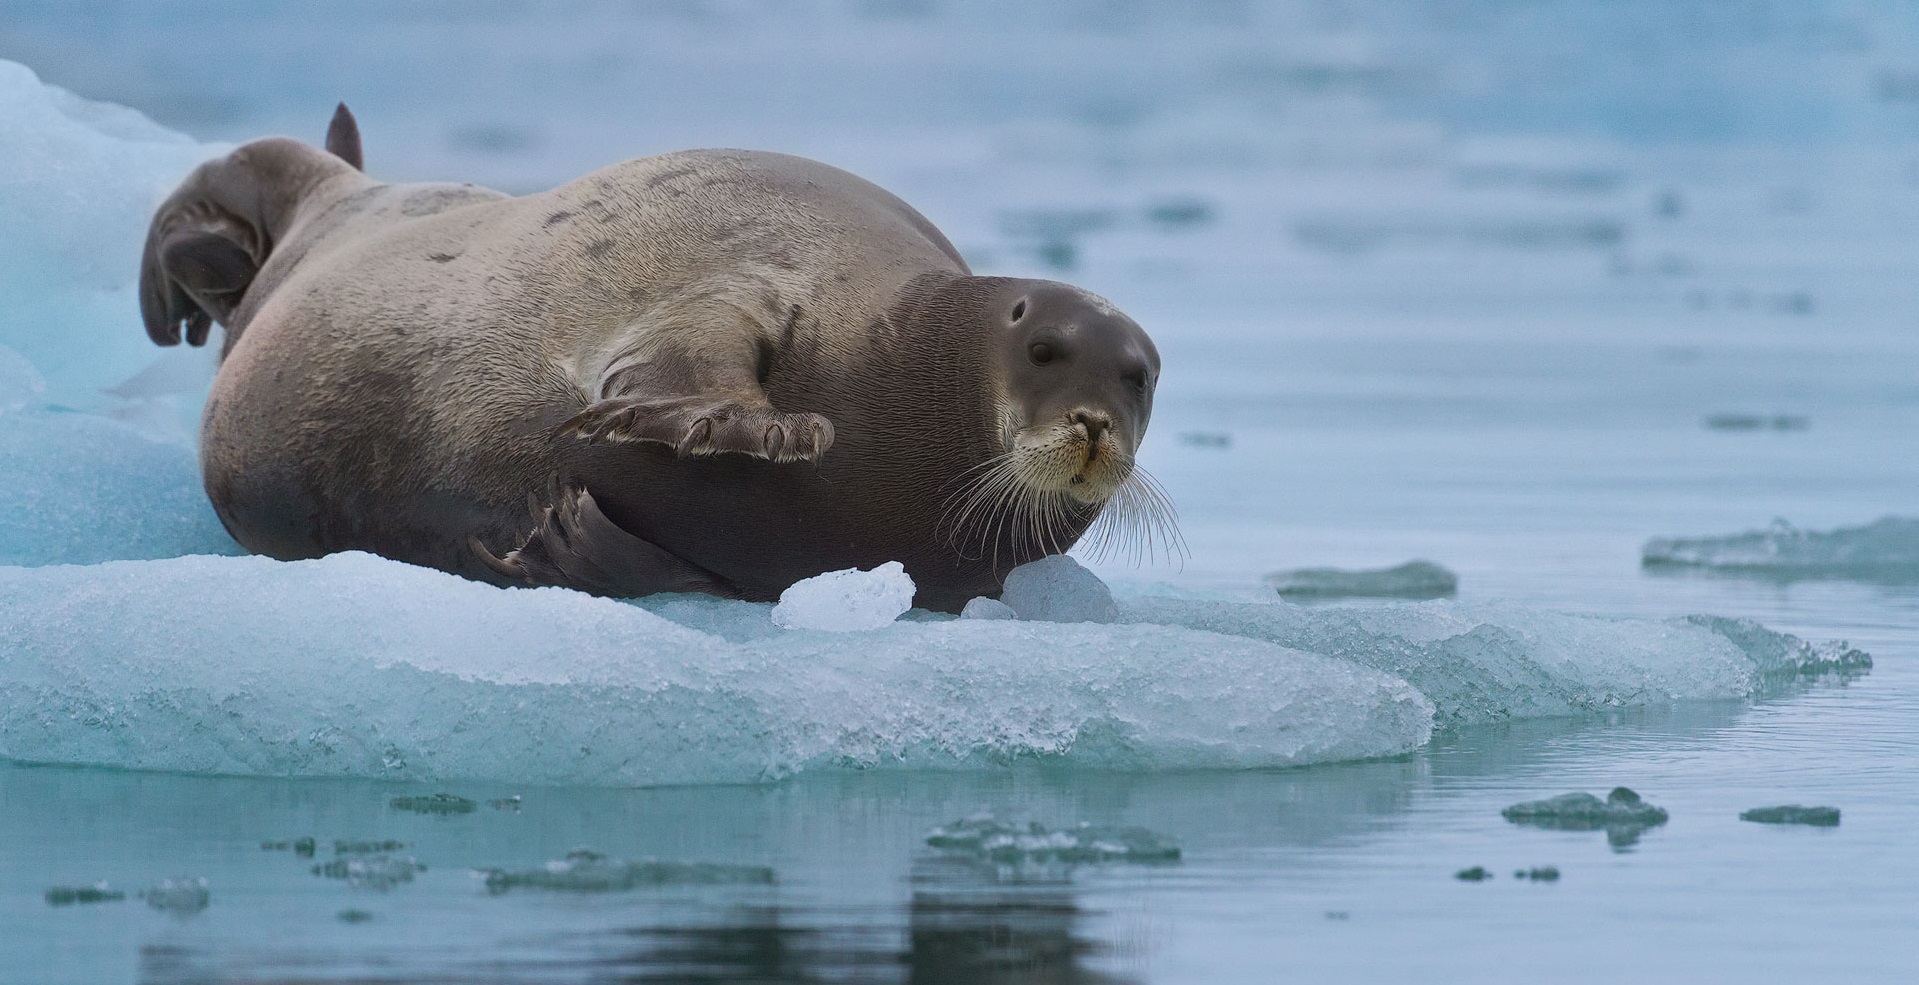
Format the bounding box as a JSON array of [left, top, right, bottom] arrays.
[[1011, 300, 1027, 323]]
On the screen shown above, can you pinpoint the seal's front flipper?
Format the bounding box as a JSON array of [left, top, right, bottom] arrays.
[[560, 396, 834, 463], [473, 485, 738, 598]]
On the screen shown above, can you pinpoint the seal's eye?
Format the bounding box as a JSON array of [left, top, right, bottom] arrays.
[[1124, 367, 1149, 393], [1011, 300, 1027, 322], [1029, 341, 1055, 365]]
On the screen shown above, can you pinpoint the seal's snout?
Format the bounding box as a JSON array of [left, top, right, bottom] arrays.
[[1071, 410, 1111, 452]]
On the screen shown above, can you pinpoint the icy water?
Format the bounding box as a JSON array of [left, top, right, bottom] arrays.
[[5, 1, 1919, 982]]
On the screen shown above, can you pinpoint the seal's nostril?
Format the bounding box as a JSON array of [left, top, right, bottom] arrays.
[[1073, 411, 1110, 447]]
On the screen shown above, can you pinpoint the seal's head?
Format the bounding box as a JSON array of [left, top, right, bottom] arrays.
[[935, 276, 1178, 564]]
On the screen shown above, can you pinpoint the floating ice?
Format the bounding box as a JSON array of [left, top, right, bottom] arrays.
[[960, 596, 1017, 620], [312, 855, 426, 891], [390, 793, 477, 816], [0, 552, 1432, 784], [479, 850, 775, 894], [1502, 788, 1669, 848], [1740, 805, 1840, 827], [1120, 596, 1867, 729], [1265, 560, 1459, 600], [0, 344, 45, 414], [771, 562, 915, 631], [142, 876, 210, 914], [925, 816, 1180, 863], [1643, 517, 1919, 580], [999, 554, 1119, 623], [44, 883, 124, 906], [1454, 866, 1492, 882]]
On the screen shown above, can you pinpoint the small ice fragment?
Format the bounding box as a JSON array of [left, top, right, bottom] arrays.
[[44, 882, 124, 906], [770, 561, 915, 631], [924, 816, 1179, 863], [479, 849, 775, 894], [1454, 866, 1492, 882], [312, 855, 425, 891], [488, 795, 523, 812], [259, 836, 316, 856], [1740, 805, 1840, 826], [960, 596, 1016, 620], [390, 792, 476, 815], [1265, 560, 1458, 600], [999, 555, 1118, 623], [1177, 431, 1231, 448], [337, 909, 375, 924], [1502, 787, 1669, 849], [334, 839, 407, 855], [1514, 866, 1561, 881], [142, 876, 210, 914]]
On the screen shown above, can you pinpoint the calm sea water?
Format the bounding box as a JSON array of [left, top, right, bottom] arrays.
[[4, 2, 1918, 981]]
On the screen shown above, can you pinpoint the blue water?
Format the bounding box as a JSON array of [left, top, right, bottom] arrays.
[[4, 1, 1919, 981]]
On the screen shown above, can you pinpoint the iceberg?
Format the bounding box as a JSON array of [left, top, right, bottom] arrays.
[[1643, 517, 1919, 581]]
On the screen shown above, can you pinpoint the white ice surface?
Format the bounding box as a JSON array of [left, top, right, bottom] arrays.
[[770, 561, 915, 631], [0, 552, 1434, 784]]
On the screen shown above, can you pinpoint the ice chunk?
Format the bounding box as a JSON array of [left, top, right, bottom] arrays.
[[1265, 560, 1458, 600], [389, 793, 477, 816], [0, 406, 243, 566], [1643, 517, 1919, 580], [771, 562, 915, 631], [0, 60, 223, 403], [1740, 805, 1840, 826], [312, 855, 426, 891], [1502, 787, 1669, 848], [1000, 554, 1119, 623], [0, 552, 1432, 784], [925, 816, 1180, 863], [478, 850, 775, 894], [960, 596, 1017, 620], [1120, 596, 1867, 729], [1454, 866, 1492, 882], [141, 876, 210, 914], [44, 883, 124, 906]]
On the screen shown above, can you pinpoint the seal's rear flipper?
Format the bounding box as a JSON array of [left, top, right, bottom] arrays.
[[473, 485, 739, 599], [325, 103, 363, 171]]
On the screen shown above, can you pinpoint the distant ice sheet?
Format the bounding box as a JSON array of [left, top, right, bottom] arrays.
[[0, 552, 1433, 784], [1265, 559, 1459, 600], [1643, 517, 1919, 580]]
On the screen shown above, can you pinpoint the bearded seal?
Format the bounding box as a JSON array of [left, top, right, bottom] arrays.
[[139, 107, 1172, 611]]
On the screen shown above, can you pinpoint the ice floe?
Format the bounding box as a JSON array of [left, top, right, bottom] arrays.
[[0, 552, 1434, 784], [1118, 596, 1859, 729], [1739, 805, 1840, 827], [1265, 559, 1459, 600], [478, 850, 775, 894], [1643, 517, 1919, 581]]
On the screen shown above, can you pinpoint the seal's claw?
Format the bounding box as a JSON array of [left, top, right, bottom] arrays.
[[475, 484, 738, 597], [562, 398, 834, 462]]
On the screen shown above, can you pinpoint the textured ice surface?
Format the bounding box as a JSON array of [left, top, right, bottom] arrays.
[[479, 850, 775, 894], [1644, 517, 1919, 580], [1000, 555, 1120, 623], [926, 816, 1181, 863], [311, 855, 424, 891], [961, 596, 1017, 620], [141, 876, 210, 914], [0, 399, 240, 566], [1119, 597, 1863, 729], [1265, 560, 1458, 600], [1740, 806, 1841, 827], [0, 59, 220, 405], [0, 552, 1432, 784], [771, 562, 915, 631]]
